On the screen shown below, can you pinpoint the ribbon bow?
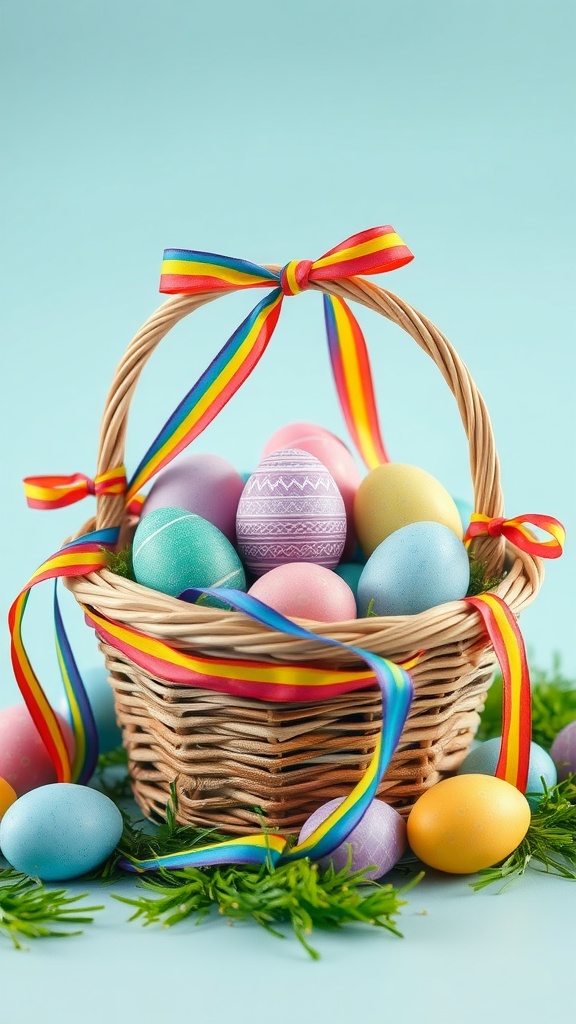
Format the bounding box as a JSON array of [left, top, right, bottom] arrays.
[[23, 467, 127, 510], [465, 512, 565, 559], [126, 227, 414, 501]]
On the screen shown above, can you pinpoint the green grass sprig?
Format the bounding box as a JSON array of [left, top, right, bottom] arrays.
[[114, 857, 421, 960], [466, 554, 505, 597], [92, 746, 132, 802], [103, 545, 135, 580], [0, 868, 103, 949], [470, 776, 576, 891]]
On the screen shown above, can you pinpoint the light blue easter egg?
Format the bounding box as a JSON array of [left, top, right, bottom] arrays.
[[0, 783, 124, 881], [357, 521, 470, 617], [453, 497, 474, 534], [333, 563, 364, 613], [457, 737, 557, 803], [59, 666, 122, 755], [132, 507, 246, 608]]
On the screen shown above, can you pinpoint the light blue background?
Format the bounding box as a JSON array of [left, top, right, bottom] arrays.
[[0, 1, 574, 1017]]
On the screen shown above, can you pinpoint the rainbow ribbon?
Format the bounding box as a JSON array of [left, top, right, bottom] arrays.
[[127, 226, 413, 498], [8, 529, 119, 783], [466, 594, 532, 792], [465, 512, 565, 559], [23, 467, 127, 510], [87, 586, 414, 872]]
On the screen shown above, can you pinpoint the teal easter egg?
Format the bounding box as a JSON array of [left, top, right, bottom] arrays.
[[457, 737, 557, 803], [357, 521, 470, 617], [453, 497, 474, 534], [59, 666, 122, 755], [0, 783, 123, 881], [333, 563, 364, 612], [132, 507, 246, 608]]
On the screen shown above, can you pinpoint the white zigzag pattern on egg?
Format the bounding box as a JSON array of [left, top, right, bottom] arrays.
[[238, 521, 346, 538], [244, 473, 338, 496]]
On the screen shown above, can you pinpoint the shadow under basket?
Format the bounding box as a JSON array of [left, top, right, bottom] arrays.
[[97, 630, 497, 833], [66, 273, 545, 835]]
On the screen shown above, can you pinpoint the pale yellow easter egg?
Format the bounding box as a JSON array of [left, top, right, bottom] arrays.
[[354, 463, 463, 557]]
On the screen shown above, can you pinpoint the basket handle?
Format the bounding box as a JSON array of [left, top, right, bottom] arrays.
[[95, 271, 505, 570]]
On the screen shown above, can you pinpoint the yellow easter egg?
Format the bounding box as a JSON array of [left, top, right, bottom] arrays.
[[0, 777, 17, 821], [354, 463, 463, 556], [407, 774, 531, 874]]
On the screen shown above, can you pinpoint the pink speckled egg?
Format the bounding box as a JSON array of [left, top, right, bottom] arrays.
[[142, 453, 245, 543], [299, 797, 407, 879], [550, 720, 576, 781], [236, 449, 347, 576], [0, 705, 76, 796], [248, 562, 357, 623], [262, 423, 362, 557]]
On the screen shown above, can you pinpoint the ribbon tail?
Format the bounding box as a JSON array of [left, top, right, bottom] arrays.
[[467, 594, 531, 792], [323, 294, 390, 470], [127, 288, 284, 500], [54, 581, 100, 784]]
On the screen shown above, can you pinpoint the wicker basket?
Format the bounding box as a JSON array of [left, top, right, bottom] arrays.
[[66, 273, 544, 833]]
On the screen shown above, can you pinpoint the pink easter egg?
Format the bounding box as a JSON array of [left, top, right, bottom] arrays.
[[299, 797, 407, 880], [550, 720, 576, 781], [248, 562, 357, 623], [142, 453, 245, 543], [262, 423, 362, 557], [0, 705, 76, 796], [236, 448, 346, 576]]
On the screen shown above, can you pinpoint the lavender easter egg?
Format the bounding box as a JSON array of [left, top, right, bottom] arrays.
[[142, 453, 245, 543], [236, 449, 346, 576], [248, 562, 357, 623], [0, 705, 76, 796], [298, 797, 407, 879], [550, 721, 576, 781], [261, 423, 362, 557]]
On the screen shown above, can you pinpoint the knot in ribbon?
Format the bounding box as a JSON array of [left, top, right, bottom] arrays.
[[465, 512, 565, 559], [23, 466, 127, 511], [279, 259, 314, 296]]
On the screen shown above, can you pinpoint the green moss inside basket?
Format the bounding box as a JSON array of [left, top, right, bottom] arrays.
[[104, 545, 504, 600]]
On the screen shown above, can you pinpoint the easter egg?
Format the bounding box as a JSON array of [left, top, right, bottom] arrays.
[[0, 783, 123, 881], [550, 720, 576, 781], [248, 562, 357, 623], [298, 797, 407, 879], [357, 521, 470, 617], [0, 705, 76, 796], [407, 774, 531, 874], [142, 453, 245, 543], [236, 449, 346, 576], [261, 423, 362, 556], [332, 563, 364, 612], [59, 666, 122, 755], [457, 737, 557, 801], [132, 507, 246, 607], [0, 778, 17, 821], [453, 496, 474, 534], [354, 463, 463, 557]]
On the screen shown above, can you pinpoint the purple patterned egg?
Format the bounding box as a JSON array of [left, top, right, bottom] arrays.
[[236, 448, 347, 576], [298, 797, 407, 879]]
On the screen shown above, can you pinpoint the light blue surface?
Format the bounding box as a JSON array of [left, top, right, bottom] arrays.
[[0, 0, 575, 1016]]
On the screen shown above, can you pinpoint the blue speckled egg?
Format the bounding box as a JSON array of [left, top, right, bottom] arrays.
[[0, 783, 124, 881], [357, 521, 470, 617], [457, 737, 557, 802]]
